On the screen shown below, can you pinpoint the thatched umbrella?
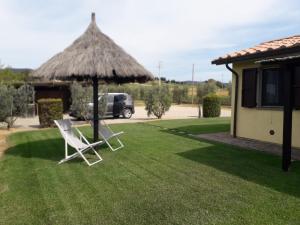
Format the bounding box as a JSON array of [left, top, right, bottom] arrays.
[[32, 13, 153, 141]]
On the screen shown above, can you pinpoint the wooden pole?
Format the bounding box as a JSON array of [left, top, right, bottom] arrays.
[[93, 76, 99, 142], [282, 64, 293, 171]]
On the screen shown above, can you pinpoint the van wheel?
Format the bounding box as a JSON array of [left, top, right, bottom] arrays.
[[123, 108, 132, 119]]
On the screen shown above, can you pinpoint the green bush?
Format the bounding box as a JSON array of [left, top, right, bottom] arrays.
[[70, 82, 93, 119], [144, 85, 172, 119], [70, 82, 107, 120], [203, 94, 221, 118], [0, 68, 29, 84], [38, 98, 63, 127], [172, 85, 188, 104], [196, 82, 217, 103], [219, 96, 231, 106], [0, 84, 35, 129]]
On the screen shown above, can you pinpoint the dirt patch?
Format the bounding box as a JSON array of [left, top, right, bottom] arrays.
[[0, 130, 9, 159], [0, 128, 28, 159]]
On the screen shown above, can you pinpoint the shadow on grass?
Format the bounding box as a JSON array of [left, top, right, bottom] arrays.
[[156, 126, 300, 198], [177, 145, 300, 198], [148, 123, 230, 135], [4, 137, 108, 164]]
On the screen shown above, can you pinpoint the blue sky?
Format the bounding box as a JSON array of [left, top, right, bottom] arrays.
[[0, 0, 300, 82]]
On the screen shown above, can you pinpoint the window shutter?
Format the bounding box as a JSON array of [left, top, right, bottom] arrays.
[[294, 72, 300, 109], [242, 68, 257, 108]]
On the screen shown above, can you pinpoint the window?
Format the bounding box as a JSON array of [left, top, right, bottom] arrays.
[[242, 68, 257, 108], [107, 94, 114, 103], [261, 68, 283, 106]]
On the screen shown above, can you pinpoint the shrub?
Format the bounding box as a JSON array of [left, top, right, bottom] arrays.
[[70, 82, 93, 119], [0, 68, 29, 84], [70, 82, 107, 120], [0, 84, 35, 129], [0, 85, 14, 127], [203, 94, 221, 118], [38, 98, 63, 127], [227, 81, 232, 99], [144, 85, 172, 119], [219, 96, 231, 106], [196, 82, 217, 103], [14, 84, 35, 117], [172, 85, 188, 104]]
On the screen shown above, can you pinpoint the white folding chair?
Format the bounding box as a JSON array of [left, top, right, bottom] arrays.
[[90, 120, 124, 151], [54, 119, 104, 166]]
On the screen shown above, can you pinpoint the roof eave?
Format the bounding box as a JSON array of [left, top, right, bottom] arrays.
[[212, 46, 300, 65]]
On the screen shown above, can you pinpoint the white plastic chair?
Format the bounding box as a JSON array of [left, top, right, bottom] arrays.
[[91, 120, 124, 151], [54, 119, 104, 166]]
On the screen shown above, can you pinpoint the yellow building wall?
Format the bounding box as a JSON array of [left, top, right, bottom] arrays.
[[231, 61, 300, 148]]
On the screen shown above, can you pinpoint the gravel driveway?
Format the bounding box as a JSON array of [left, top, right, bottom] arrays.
[[13, 105, 231, 128]]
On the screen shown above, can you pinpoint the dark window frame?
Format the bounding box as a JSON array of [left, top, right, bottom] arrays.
[[261, 68, 284, 107], [242, 68, 258, 108]]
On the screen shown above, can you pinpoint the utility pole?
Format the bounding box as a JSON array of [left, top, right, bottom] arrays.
[[191, 64, 195, 104], [158, 61, 162, 86]]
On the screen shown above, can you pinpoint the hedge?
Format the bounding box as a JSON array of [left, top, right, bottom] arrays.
[[203, 94, 221, 118], [38, 98, 63, 127]]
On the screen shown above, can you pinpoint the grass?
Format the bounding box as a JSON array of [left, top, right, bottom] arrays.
[[1, 118, 300, 225]]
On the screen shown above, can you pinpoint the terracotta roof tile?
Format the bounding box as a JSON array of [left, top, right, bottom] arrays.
[[213, 35, 300, 64]]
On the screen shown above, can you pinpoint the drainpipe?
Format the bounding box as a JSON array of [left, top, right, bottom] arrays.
[[226, 64, 239, 138]]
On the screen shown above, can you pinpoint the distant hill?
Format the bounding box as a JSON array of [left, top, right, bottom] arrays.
[[0, 68, 33, 74]]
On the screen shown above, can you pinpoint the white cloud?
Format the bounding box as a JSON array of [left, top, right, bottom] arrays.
[[0, 0, 299, 80]]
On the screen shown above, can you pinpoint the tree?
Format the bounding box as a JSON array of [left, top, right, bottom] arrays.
[[172, 85, 188, 104], [0, 84, 34, 129], [70, 82, 92, 119], [0, 68, 29, 84], [15, 84, 35, 117], [227, 81, 232, 98], [196, 82, 217, 103], [144, 85, 172, 119], [70, 82, 107, 120]]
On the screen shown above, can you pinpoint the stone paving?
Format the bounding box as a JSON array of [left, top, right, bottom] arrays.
[[196, 132, 300, 160]]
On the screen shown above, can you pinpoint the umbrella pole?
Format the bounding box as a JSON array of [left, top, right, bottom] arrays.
[[93, 76, 99, 142]]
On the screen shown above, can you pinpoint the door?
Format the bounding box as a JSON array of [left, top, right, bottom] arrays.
[[113, 95, 125, 115]]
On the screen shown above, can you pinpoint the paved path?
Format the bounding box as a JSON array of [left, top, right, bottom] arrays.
[[196, 132, 300, 160], [14, 105, 231, 128]]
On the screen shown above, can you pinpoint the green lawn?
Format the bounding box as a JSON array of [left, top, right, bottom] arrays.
[[1, 118, 300, 225]]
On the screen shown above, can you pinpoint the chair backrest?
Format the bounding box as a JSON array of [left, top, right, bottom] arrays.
[[54, 119, 84, 149], [99, 121, 114, 139], [90, 120, 113, 139]]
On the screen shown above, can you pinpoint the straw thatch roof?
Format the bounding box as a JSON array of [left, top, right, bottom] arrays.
[[32, 13, 153, 83]]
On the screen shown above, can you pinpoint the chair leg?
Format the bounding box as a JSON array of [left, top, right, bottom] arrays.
[[65, 140, 68, 158], [105, 137, 124, 151], [78, 147, 103, 166], [58, 146, 102, 166]]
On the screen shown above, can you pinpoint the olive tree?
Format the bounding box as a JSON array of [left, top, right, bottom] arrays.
[[70, 82, 107, 120], [144, 85, 172, 119], [0, 84, 35, 129], [172, 85, 188, 104], [196, 82, 217, 103]]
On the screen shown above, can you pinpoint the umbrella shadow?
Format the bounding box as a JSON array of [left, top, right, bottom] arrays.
[[4, 136, 107, 164]]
